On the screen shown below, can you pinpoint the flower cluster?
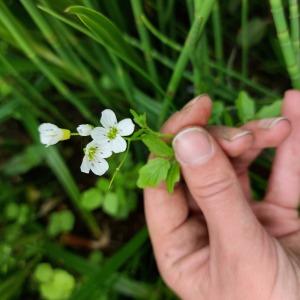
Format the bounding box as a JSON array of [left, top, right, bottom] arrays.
[[38, 109, 135, 176]]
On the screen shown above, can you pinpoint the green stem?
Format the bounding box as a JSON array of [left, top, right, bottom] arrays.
[[270, 0, 300, 89], [289, 0, 300, 65], [192, 0, 205, 95], [125, 35, 278, 98], [159, 0, 216, 126], [241, 0, 249, 78], [108, 140, 131, 190], [131, 0, 159, 85], [212, 0, 224, 81], [140, 14, 181, 51]]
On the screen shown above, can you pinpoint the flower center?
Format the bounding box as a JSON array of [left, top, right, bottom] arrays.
[[87, 146, 97, 161], [107, 126, 118, 140]]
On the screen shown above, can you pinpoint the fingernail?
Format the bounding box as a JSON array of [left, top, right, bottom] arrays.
[[173, 127, 214, 165], [223, 129, 252, 141], [258, 117, 288, 129], [208, 126, 252, 142], [182, 94, 208, 111]]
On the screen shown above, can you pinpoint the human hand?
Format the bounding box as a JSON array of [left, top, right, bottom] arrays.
[[144, 91, 300, 300]]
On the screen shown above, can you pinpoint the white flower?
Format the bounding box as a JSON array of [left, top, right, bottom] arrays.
[[39, 123, 70, 147], [91, 109, 135, 153], [77, 124, 93, 136], [80, 140, 112, 176]]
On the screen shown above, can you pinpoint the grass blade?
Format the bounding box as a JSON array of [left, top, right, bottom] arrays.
[[70, 227, 148, 300], [159, 0, 216, 125]]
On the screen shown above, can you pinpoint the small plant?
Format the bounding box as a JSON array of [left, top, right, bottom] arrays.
[[33, 263, 76, 300], [39, 109, 181, 193]]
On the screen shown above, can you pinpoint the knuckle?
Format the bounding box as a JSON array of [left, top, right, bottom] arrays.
[[192, 174, 236, 200]]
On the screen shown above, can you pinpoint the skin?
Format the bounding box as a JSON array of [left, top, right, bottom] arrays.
[[144, 90, 300, 300]]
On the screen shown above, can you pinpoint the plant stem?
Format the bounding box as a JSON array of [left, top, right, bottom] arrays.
[[212, 0, 224, 81], [159, 0, 216, 126], [270, 0, 300, 89], [131, 0, 159, 86], [289, 0, 300, 65], [125, 35, 278, 98], [241, 0, 249, 78], [140, 14, 182, 51]]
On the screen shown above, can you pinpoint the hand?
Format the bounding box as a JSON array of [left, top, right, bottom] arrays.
[[144, 91, 300, 300]]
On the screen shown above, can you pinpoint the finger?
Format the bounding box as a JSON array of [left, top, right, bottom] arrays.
[[266, 90, 300, 208], [207, 126, 254, 157], [172, 126, 262, 250], [231, 117, 291, 198], [162, 94, 212, 134]]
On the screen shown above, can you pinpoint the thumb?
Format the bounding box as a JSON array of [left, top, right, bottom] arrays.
[[173, 127, 262, 249]]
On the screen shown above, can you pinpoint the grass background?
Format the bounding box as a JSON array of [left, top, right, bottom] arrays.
[[0, 0, 298, 299]]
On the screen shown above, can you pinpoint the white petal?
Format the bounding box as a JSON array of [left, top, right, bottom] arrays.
[[40, 130, 63, 146], [85, 140, 97, 150], [91, 127, 108, 143], [100, 109, 117, 128], [77, 124, 93, 136], [90, 159, 109, 176], [80, 156, 90, 173], [111, 135, 127, 153], [40, 134, 52, 145], [38, 123, 58, 133], [117, 118, 135, 136], [95, 143, 112, 159]]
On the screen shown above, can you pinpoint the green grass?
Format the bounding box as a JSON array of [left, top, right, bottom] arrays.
[[0, 1, 299, 299]]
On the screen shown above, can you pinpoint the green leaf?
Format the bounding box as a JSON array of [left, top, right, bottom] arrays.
[[96, 178, 110, 192], [4, 203, 19, 220], [256, 100, 282, 119], [103, 193, 119, 216], [137, 158, 171, 188], [40, 269, 75, 300], [166, 160, 181, 193], [236, 91, 256, 122], [130, 109, 147, 128], [47, 210, 75, 237], [142, 134, 173, 157], [209, 101, 225, 124], [66, 6, 163, 94], [2, 145, 44, 176], [34, 263, 54, 283], [80, 188, 103, 211]]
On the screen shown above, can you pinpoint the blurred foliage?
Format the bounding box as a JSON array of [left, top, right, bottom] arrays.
[[0, 0, 297, 299]]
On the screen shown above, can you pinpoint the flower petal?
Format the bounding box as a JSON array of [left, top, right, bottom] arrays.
[[77, 124, 93, 136], [90, 159, 109, 176], [117, 118, 135, 136], [40, 134, 51, 144], [95, 143, 112, 159], [111, 135, 127, 153], [38, 123, 58, 133], [80, 156, 90, 173], [100, 109, 117, 128], [91, 127, 108, 143]]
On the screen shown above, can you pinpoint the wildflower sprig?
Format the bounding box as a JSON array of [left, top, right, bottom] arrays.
[[38, 109, 180, 193]]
